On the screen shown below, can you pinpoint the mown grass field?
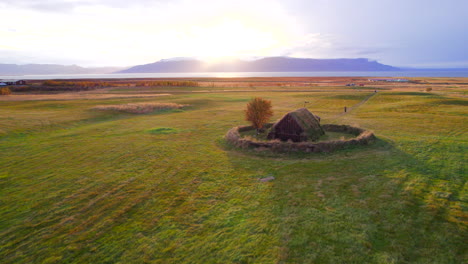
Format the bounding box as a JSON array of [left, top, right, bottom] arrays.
[[0, 80, 467, 263]]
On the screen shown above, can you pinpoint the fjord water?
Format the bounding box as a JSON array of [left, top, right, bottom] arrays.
[[1, 70, 467, 80]]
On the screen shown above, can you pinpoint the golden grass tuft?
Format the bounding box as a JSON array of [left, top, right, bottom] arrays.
[[0, 87, 12, 95], [92, 102, 187, 114]]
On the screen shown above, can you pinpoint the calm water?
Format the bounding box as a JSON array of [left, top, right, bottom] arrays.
[[1, 71, 467, 80]]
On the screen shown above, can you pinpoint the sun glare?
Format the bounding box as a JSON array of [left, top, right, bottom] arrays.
[[184, 19, 281, 61]]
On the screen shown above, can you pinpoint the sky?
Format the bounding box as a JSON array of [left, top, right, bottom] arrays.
[[1, 0, 467, 68]]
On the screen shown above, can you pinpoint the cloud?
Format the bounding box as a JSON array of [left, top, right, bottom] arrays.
[[404, 60, 468, 68], [279, 33, 394, 62], [1, 0, 467, 67], [334, 47, 390, 56], [1, 0, 84, 12], [0, 0, 307, 66], [0, 0, 167, 12]]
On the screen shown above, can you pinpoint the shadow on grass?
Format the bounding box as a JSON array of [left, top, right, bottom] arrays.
[[222, 138, 466, 263], [2, 105, 194, 141], [147, 127, 180, 135], [326, 94, 372, 100], [175, 98, 218, 110], [218, 136, 383, 161], [435, 99, 468, 106], [0, 110, 148, 141], [389, 92, 442, 97]]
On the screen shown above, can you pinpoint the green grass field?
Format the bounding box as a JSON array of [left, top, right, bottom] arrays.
[[0, 83, 466, 263]]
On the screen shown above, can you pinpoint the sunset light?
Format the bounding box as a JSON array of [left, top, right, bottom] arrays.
[[0, 1, 466, 263], [0, 0, 466, 68], [182, 19, 280, 60]]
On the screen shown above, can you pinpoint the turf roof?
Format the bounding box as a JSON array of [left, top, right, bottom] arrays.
[[270, 108, 324, 141]]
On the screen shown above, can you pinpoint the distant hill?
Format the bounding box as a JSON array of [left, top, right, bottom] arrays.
[[118, 57, 400, 73], [0, 58, 402, 76], [0, 64, 127, 76]]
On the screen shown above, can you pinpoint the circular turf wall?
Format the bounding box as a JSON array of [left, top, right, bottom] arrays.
[[225, 123, 376, 153]]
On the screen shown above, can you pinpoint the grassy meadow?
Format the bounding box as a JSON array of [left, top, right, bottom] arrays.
[[0, 79, 467, 263]]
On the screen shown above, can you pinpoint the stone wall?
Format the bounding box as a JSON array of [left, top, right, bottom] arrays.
[[225, 124, 376, 153]]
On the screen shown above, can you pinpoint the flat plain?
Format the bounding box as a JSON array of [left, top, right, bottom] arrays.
[[0, 77, 467, 263]]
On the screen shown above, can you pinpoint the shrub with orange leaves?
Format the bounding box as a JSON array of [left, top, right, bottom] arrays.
[[245, 97, 273, 133]]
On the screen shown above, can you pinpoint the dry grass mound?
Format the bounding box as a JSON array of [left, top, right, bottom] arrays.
[[0, 87, 12, 95], [92, 103, 187, 114]]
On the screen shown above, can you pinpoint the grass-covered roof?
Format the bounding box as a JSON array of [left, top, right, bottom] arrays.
[[269, 108, 324, 141]]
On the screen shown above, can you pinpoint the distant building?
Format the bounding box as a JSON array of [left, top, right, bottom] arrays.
[[0, 80, 26, 85], [368, 78, 409, 83]]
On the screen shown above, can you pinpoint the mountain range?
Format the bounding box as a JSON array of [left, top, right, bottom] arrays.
[[0, 64, 126, 76], [0, 57, 403, 76], [118, 57, 400, 73]]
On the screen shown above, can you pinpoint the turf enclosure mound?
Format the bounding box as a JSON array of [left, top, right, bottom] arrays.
[[225, 123, 376, 153]]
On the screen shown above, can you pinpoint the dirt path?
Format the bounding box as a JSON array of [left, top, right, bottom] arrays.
[[332, 92, 378, 118]]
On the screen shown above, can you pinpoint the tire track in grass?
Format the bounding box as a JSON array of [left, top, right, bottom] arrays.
[[49, 167, 182, 239], [1, 177, 137, 254], [1, 128, 193, 260], [2, 167, 183, 260], [421, 122, 467, 225]]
